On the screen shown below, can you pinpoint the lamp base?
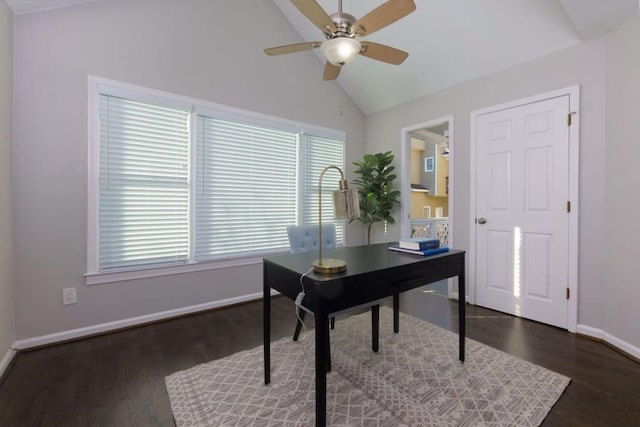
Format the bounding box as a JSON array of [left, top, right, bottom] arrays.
[[313, 258, 347, 274]]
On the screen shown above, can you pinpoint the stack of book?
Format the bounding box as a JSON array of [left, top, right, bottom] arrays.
[[388, 237, 449, 256]]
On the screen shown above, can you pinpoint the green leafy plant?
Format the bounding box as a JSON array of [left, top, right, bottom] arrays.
[[350, 151, 401, 244]]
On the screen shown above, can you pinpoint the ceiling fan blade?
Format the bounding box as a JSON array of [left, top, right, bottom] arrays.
[[264, 41, 322, 56], [291, 0, 336, 35], [359, 41, 408, 65], [323, 62, 341, 81], [352, 0, 416, 36]]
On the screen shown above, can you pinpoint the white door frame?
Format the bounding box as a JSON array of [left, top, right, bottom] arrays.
[[401, 115, 457, 298], [469, 86, 580, 332]]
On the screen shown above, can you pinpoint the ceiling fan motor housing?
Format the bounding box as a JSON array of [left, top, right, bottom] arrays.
[[327, 13, 357, 38]]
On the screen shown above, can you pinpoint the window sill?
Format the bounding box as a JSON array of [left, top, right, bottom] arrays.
[[85, 256, 275, 285]]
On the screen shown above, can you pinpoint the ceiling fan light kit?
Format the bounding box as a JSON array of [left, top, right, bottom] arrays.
[[321, 37, 361, 66], [265, 0, 416, 80]]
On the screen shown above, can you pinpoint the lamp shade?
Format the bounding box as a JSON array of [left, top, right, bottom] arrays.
[[321, 37, 361, 66], [333, 187, 360, 219]]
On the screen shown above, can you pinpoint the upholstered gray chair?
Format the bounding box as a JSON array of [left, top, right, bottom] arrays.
[[287, 224, 338, 255]]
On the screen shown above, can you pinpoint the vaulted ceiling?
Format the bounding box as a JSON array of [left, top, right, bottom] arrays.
[[272, 0, 639, 114], [7, 0, 639, 114]]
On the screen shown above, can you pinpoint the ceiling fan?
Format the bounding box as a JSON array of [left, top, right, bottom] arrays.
[[265, 0, 416, 81]]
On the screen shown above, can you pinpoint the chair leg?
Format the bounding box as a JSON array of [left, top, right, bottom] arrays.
[[371, 304, 379, 352], [393, 292, 400, 333], [330, 316, 335, 329], [293, 309, 306, 341]]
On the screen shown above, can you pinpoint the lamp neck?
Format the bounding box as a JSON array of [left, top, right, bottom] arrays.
[[317, 165, 346, 267]]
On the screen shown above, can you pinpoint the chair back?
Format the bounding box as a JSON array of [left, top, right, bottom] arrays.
[[286, 224, 336, 254]]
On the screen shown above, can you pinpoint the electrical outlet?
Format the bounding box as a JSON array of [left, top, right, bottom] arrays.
[[62, 287, 77, 305]]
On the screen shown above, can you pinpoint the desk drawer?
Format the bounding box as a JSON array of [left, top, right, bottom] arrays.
[[359, 260, 454, 303]]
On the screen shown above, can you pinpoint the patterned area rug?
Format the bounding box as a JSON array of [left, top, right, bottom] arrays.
[[166, 307, 570, 426]]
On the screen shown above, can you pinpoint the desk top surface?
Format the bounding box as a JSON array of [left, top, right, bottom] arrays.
[[264, 243, 464, 282]]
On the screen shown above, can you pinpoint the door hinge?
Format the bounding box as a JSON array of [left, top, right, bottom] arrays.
[[566, 288, 570, 300], [567, 201, 571, 213], [567, 112, 576, 126]]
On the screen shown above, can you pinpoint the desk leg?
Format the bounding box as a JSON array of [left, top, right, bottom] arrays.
[[371, 305, 379, 352], [458, 261, 466, 363], [393, 292, 399, 333], [315, 308, 328, 427], [263, 270, 271, 384]]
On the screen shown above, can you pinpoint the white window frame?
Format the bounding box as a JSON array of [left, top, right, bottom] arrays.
[[86, 76, 345, 285], [424, 156, 434, 172]]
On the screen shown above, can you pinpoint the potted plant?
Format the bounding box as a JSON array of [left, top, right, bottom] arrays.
[[350, 151, 401, 244]]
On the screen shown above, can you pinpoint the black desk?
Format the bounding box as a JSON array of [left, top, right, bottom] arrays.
[[263, 243, 466, 427]]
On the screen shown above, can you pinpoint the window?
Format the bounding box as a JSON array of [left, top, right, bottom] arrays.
[[97, 95, 191, 271], [88, 78, 345, 280], [424, 156, 434, 172]]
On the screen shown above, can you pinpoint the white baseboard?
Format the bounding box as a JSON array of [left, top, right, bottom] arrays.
[[576, 324, 604, 340], [13, 290, 279, 350], [577, 324, 640, 360], [11, 293, 640, 362], [603, 332, 640, 360], [0, 348, 16, 380]]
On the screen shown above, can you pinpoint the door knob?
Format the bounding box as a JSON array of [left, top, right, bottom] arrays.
[[477, 217, 487, 225]]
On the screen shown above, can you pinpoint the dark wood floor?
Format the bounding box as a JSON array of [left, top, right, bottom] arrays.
[[1, 290, 639, 426]]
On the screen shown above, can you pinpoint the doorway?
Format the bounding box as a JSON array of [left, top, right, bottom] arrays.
[[401, 115, 455, 298], [470, 86, 579, 332]]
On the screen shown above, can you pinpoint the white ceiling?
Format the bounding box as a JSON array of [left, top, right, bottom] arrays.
[[6, 0, 639, 114], [272, 0, 638, 114]]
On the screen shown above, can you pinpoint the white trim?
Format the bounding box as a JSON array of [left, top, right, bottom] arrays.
[[469, 85, 580, 332], [0, 348, 16, 379], [85, 256, 266, 285], [469, 111, 478, 305], [88, 76, 344, 145], [86, 75, 345, 280], [566, 86, 580, 333], [576, 324, 604, 339], [401, 115, 455, 297], [87, 77, 99, 275], [603, 332, 640, 360], [577, 324, 640, 360], [13, 290, 279, 350]]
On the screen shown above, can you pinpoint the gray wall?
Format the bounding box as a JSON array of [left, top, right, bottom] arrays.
[[0, 0, 15, 361], [12, 0, 365, 340], [365, 38, 609, 332], [367, 22, 640, 351], [604, 16, 640, 348], [9, 0, 639, 354]]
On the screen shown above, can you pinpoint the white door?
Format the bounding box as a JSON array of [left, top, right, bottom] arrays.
[[475, 95, 570, 329]]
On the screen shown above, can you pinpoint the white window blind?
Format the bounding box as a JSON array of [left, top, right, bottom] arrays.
[[299, 134, 345, 243], [98, 94, 190, 271], [90, 79, 347, 276], [194, 116, 298, 261]]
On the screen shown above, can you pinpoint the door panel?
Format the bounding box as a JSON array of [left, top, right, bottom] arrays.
[[475, 95, 569, 328], [487, 230, 512, 292], [489, 152, 511, 210], [523, 232, 551, 299], [525, 147, 551, 210]]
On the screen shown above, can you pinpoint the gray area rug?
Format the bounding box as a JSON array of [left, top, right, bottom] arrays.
[[166, 307, 570, 426]]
